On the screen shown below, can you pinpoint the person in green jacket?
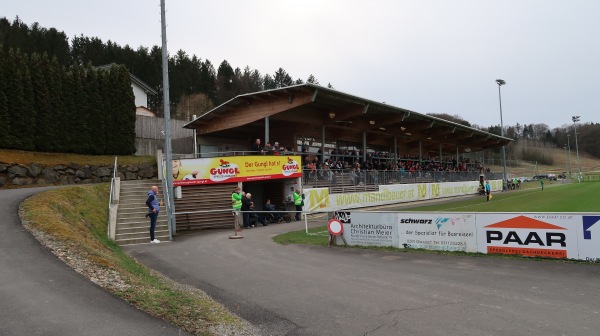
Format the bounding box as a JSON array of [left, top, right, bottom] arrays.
[[232, 186, 242, 229], [293, 188, 304, 221], [540, 178, 544, 191]]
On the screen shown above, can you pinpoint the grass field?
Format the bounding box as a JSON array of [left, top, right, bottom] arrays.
[[405, 182, 600, 213]]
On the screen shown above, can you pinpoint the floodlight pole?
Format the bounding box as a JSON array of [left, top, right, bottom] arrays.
[[496, 79, 508, 190], [161, 0, 176, 233], [566, 134, 572, 179], [572, 116, 582, 183]]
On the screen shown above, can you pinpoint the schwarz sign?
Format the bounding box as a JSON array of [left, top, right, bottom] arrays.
[[168, 155, 302, 186], [336, 212, 600, 261]]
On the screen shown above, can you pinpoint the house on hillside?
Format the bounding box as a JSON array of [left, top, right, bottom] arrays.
[[95, 64, 158, 116]]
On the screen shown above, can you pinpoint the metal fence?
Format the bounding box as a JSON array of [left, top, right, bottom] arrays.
[[302, 168, 502, 191]]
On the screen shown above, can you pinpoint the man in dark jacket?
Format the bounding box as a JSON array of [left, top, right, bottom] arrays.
[[145, 186, 163, 243], [241, 192, 252, 229]]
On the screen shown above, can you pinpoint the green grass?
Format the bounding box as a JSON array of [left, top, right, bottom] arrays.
[[20, 184, 244, 335], [406, 182, 600, 212]]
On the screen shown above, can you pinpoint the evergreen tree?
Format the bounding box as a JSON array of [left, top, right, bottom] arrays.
[[30, 53, 54, 151], [0, 48, 10, 147], [86, 65, 105, 154], [114, 65, 136, 155]]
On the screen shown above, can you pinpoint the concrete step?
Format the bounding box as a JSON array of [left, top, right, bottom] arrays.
[[116, 225, 169, 235], [116, 217, 168, 226], [117, 236, 171, 246], [115, 229, 169, 241], [116, 220, 168, 229], [117, 212, 167, 220]]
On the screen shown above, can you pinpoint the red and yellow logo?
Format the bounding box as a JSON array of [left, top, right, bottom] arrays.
[[484, 216, 567, 258], [209, 159, 240, 182], [282, 157, 299, 177]]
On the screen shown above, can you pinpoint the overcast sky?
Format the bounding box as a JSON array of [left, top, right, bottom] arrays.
[[2, 0, 598, 129]]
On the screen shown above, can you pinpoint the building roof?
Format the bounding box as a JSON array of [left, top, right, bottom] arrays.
[[95, 64, 157, 95], [184, 83, 512, 155]]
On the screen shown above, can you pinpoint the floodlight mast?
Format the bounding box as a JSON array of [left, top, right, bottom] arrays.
[[496, 79, 508, 190], [572, 116, 582, 183], [161, 0, 176, 233]]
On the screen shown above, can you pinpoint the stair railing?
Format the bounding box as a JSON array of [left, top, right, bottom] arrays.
[[107, 157, 119, 240]]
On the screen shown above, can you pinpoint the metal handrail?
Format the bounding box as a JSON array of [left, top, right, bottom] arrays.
[[107, 156, 118, 238], [302, 169, 501, 190]]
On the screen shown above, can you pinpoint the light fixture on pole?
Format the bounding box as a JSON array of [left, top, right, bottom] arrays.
[[566, 134, 572, 179], [496, 79, 508, 190], [572, 116, 582, 182]]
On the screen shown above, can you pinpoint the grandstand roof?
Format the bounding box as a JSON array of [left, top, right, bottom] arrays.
[[184, 83, 512, 155]]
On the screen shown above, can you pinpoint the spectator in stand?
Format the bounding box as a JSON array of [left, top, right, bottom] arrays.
[[251, 139, 263, 155], [273, 142, 282, 155], [264, 142, 273, 154]]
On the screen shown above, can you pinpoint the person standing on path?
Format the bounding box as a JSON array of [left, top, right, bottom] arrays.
[[232, 186, 243, 230], [293, 188, 304, 221], [145, 186, 163, 243]]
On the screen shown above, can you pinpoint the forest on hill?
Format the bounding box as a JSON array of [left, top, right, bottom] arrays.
[[1, 16, 598, 159]]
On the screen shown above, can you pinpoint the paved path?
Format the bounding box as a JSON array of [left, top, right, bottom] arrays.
[[127, 219, 600, 336], [0, 187, 187, 336]]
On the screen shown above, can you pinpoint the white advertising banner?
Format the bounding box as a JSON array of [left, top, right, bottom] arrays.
[[475, 214, 579, 259], [333, 211, 600, 261], [338, 212, 477, 252], [576, 215, 600, 261], [341, 212, 399, 247], [397, 213, 477, 252], [304, 180, 502, 212]]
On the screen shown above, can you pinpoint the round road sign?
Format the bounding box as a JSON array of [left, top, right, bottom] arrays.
[[328, 219, 343, 235]]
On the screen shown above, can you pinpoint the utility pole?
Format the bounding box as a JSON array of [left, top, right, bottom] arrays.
[[161, 0, 176, 234]]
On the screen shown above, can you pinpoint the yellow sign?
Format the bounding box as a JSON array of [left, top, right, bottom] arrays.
[[171, 155, 302, 186]]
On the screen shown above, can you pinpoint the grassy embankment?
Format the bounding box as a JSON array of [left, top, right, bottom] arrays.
[[20, 183, 246, 335]]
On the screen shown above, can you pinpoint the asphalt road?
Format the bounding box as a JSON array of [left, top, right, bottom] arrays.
[[0, 187, 187, 336], [127, 219, 600, 336]]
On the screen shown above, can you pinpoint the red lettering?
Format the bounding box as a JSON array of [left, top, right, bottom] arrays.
[[282, 164, 299, 170], [210, 167, 240, 175]]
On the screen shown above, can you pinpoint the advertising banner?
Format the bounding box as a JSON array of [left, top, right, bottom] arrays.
[[341, 212, 399, 247], [303, 180, 502, 212], [332, 211, 600, 260], [576, 215, 600, 262], [397, 213, 477, 252], [475, 214, 579, 259], [338, 212, 477, 251], [170, 156, 302, 186]]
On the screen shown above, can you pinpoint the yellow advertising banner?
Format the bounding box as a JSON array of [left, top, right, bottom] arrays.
[[171, 155, 302, 186]]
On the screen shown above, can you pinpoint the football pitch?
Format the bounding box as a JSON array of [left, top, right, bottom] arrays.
[[404, 182, 600, 213]]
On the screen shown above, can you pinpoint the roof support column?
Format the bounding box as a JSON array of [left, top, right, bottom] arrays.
[[321, 125, 326, 163], [439, 144, 443, 165], [264, 116, 270, 145], [419, 140, 422, 163], [456, 146, 459, 167], [362, 130, 367, 163], [394, 136, 398, 162]]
